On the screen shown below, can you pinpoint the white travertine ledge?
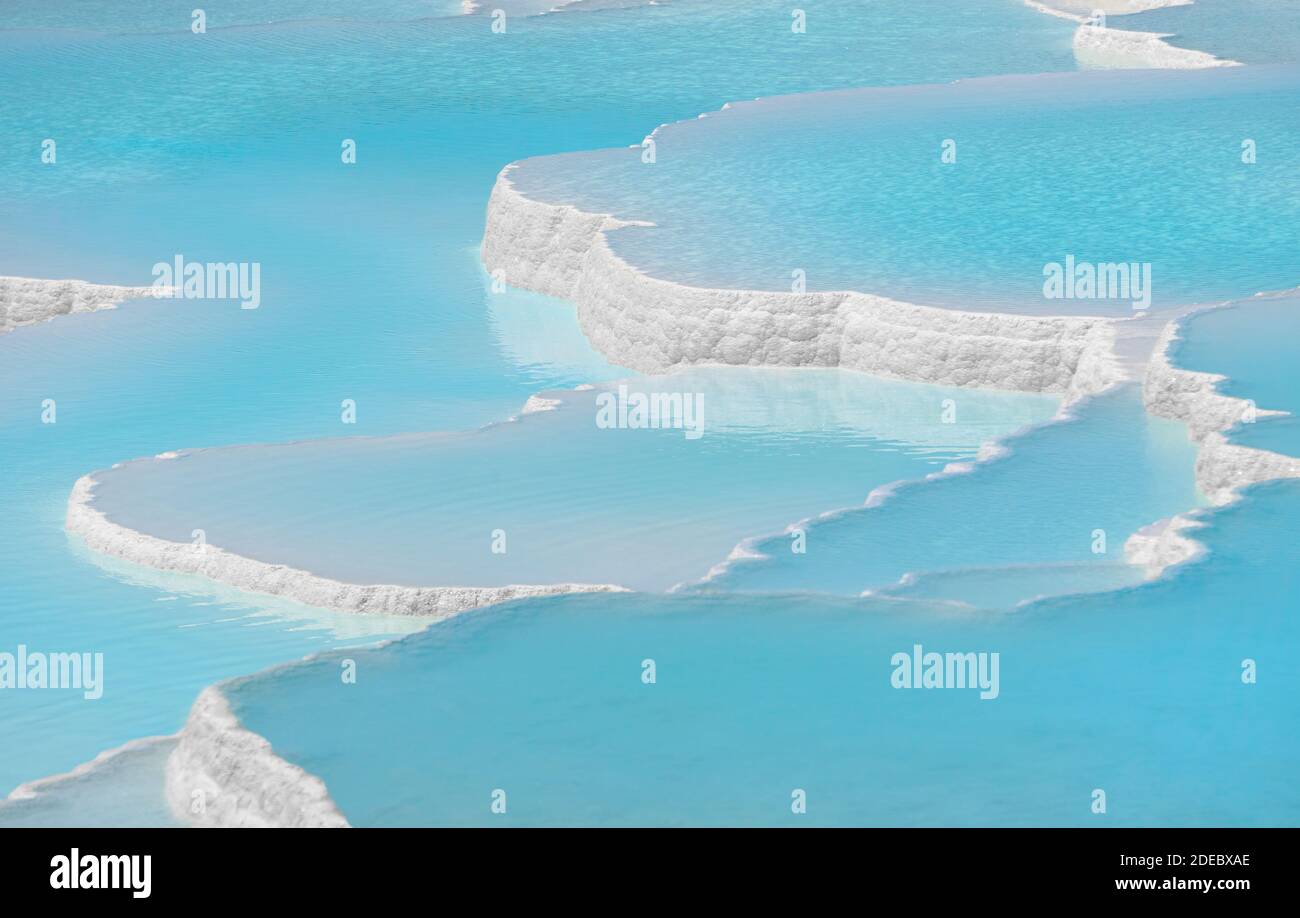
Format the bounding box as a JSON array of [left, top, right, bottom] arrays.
[[0, 275, 164, 334], [1128, 316, 1300, 574], [481, 169, 1125, 406], [1143, 318, 1297, 501], [66, 474, 626, 618], [166, 686, 348, 828]]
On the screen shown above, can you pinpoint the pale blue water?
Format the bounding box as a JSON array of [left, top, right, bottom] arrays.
[[228, 477, 1300, 827], [511, 65, 1300, 313], [86, 370, 1054, 592], [702, 386, 1204, 602], [0, 0, 1079, 801], [0, 0, 468, 33], [1116, 0, 1300, 65]]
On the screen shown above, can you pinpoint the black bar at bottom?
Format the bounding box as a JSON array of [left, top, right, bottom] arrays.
[[0, 827, 1280, 904]]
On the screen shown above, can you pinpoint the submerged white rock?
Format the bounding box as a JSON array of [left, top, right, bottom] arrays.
[[1022, 0, 1239, 70], [1073, 23, 1237, 70], [521, 393, 562, 413]]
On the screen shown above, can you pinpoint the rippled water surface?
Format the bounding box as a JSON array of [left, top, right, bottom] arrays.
[[512, 66, 1300, 313], [230, 477, 1300, 826]]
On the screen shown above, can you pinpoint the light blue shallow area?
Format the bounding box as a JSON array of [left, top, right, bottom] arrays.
[[700, 386, 1203, 602], [873, 561, 1148, 609], [0, 738, 182, 828], [1116, 0, 1300, 66], [86, 369, 1055, 592], [511, 65, 1300, 314], [0, 0, 1079, 800], [228, 477, 1300, 827]]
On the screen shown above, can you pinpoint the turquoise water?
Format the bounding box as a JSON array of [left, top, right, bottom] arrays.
[[702, 387, 1203, 602], [228, 478, 1300, 827], [0, 0, 1076, 200], [512, 65, 1300, 314], [1117, 0, 1300, 65], [0, 0, 1079, 800], [86, 370, 1054, 592], [1231, 417, 1300, 459]]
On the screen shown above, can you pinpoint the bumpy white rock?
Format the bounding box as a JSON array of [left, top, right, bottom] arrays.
[[166, 686, 349, 828], [481, 169, 1125, 405], [0, 275, 164, 334]]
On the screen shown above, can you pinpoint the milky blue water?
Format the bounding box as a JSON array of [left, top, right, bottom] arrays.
[[86, 369, 1054, 592], [511, 65, 1300, 314], [1116, 0, 1300, 65], [702, 386, 1203, 603], [228, 476, 1300, 827], [0, 0, 1079, 803]]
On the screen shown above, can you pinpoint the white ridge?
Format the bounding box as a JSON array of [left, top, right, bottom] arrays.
[[65, 474, 627, 618], [481, 168, 1125, 402]]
